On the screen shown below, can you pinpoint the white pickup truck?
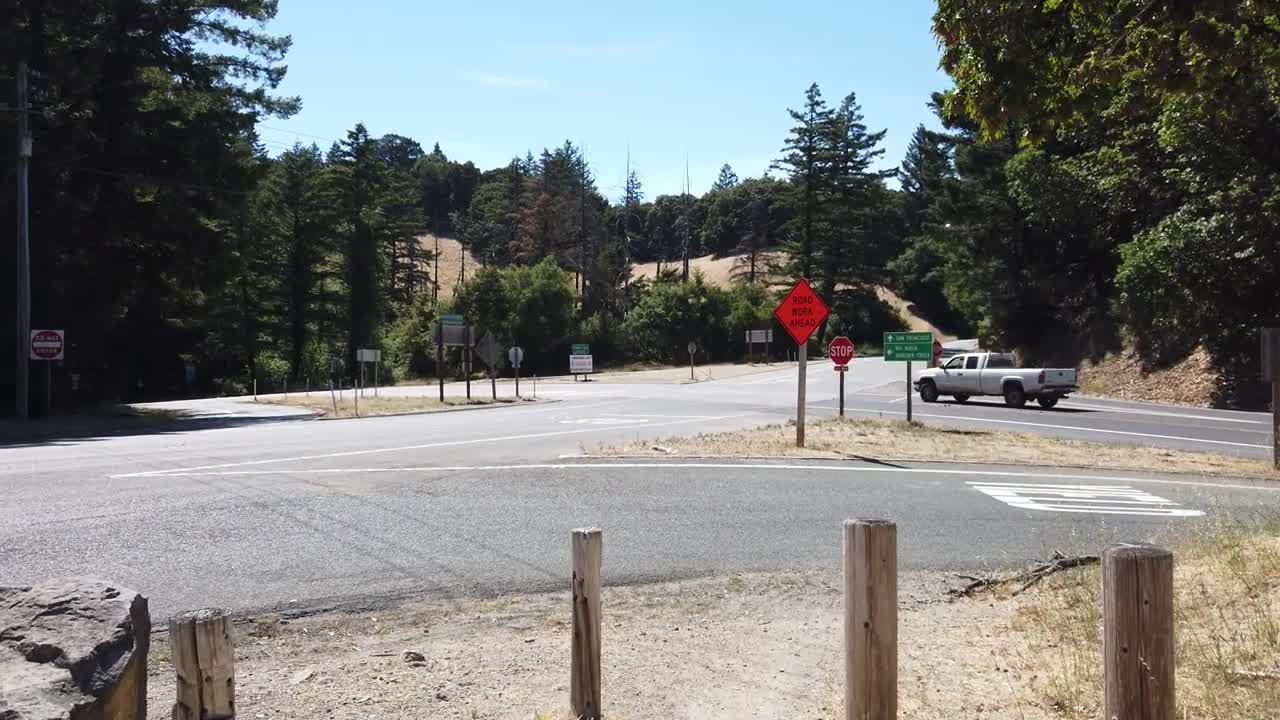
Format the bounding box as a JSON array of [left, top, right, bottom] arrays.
[[914, 352, 1078, 409]]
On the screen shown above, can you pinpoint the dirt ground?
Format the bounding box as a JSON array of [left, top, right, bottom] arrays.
[[145, 571, 1053, 720], [142, 528, 1280, 720], [600, 416, 1280, 481], [1079, 346, 1218, 408]]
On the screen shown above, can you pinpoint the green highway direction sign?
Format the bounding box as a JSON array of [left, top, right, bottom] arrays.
[[571, 343, 591, 356], [441, 314, 465, 327], [883, 331, 933, 362]]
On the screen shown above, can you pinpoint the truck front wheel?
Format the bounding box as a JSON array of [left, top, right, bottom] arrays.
[[1037, 395, 1060, 409], [919, 381, 939, 403], [1003, 385, 1026, 408]]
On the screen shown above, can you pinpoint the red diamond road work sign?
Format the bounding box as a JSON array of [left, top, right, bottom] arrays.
[[774, 279, 829, 346]]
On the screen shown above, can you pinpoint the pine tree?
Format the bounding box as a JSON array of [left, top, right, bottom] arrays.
[[331, 124, 386, 369], [712, 164, 739, 191], [821, 92, 894, 299], [773, 83, 832, 282]]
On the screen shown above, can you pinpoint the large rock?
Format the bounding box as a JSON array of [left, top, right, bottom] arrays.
[[0, 578, 149, 720]]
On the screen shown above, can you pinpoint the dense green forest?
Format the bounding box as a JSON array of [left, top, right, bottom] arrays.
[[2, 1, 1277, 411]]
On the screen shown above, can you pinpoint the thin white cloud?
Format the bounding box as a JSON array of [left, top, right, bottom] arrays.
[[461, 70, 548, 91], [529, 41, 659, 59]]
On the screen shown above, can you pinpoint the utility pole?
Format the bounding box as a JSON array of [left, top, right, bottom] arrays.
[[15, 62, 32, 421]]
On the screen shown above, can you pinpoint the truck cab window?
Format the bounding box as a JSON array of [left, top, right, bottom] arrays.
[[945, 357, 964, 370], [965, 356, 979, 370]]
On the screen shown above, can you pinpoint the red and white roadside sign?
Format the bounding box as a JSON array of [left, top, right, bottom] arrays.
[[773, 279, 829, 346], [829, 336, 856, 368], [30, 329, 64, 361]]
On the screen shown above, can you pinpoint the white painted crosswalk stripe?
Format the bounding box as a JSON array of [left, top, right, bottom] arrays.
[[968, 482, 1204, 517]]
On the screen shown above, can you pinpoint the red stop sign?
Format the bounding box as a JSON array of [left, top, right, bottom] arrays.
[[829, 336, 856, 366], [932, 339, 943, 363]]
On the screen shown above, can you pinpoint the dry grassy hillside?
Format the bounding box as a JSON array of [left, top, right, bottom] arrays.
[[419, 235, 481, 298], [422, 239, 952, 341], [632, 253, 954, 341]]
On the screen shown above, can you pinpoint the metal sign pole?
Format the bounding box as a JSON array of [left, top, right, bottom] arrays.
[[1267, 328, 1280, 469], [839, 369, 845, 418], [374, 360, 378, 397], [436, 322, 444, 403], [797, 341, 807, 447], [1272, 375, 1279, 471], [45, 361, 52, 416], [906, 361, 913, 423]]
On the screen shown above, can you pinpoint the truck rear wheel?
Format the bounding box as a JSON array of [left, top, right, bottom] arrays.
[[1003, 385, 1026, 408], [1037, 395, 1059, 409], [919, 381, 939, 403]]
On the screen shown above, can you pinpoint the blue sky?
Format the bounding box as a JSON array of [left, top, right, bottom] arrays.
[[256, 0, 951, 198]]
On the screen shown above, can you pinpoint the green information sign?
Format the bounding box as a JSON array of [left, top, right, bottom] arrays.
[[441, 314, 465, 327], [883, 331, 933, 362], [571, 343, 591, 356]]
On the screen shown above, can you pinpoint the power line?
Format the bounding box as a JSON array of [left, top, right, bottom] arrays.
[[258, 124, 341, 144]]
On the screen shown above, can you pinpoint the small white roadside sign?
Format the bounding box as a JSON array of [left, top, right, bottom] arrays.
[[569, 355, 594, 374], [968, 482, 1204, 517]]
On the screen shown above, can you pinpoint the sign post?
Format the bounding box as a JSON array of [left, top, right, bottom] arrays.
[[1263, 328, 1280, 469], [883, 331, 933, 422], [688, 341, 697, 381], [774, 279, 830, 447], [474, 331, 505, 400], [434, 315, 468, 402], [509, 346, 524, 397], [829, 336, 855, 418], [30, 330, 64, 416], [570, 344, 593, 381]]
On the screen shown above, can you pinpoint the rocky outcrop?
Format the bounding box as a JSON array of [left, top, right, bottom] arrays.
[[0, 578, 149, 720]]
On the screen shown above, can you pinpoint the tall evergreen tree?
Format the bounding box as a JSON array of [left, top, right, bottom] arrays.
[[331, 124, 385, 367], [711, 164, 739, 191], [773, 83, 832, 281]]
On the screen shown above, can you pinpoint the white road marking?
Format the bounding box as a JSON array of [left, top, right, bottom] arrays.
[[115, 460, 1280, 494], [598, 413, 722, 419], [110, 414, 761, 478], [827, 407, 1270, 449], [969, 482, 1203, 517], [559, 418, 649, 426], [1060, 402, 1268, 425]]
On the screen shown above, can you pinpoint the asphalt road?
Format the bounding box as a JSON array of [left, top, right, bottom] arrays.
[[1, 358, 1274, 617]]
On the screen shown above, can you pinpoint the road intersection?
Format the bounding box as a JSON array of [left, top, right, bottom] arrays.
[[1, 358, 1274, 617]]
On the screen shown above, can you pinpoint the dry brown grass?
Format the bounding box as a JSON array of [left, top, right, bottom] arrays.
[[600, 416, 1280, 480], [262, 394, 515, 418], [421, 234, 481, 299], [1012, 518, 1280, 718]]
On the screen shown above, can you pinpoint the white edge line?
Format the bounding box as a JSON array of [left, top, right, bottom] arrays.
[[111, 414, 761, 478], [113, 461, 1280, 492], [815, 406, 1270, 450]]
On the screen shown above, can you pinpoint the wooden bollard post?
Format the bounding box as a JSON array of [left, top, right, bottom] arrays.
[[571, 527, 602, 720], [170, 608, 235, 720], [1104, 543, 1174, 720], [844, 518, 897, 720]]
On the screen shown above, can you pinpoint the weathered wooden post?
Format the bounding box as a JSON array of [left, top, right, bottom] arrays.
[[571, 527, 602, 720], [170, 608, 235, 720], [844, 518, 897, 720], [1103, 543, 1174, 720]]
